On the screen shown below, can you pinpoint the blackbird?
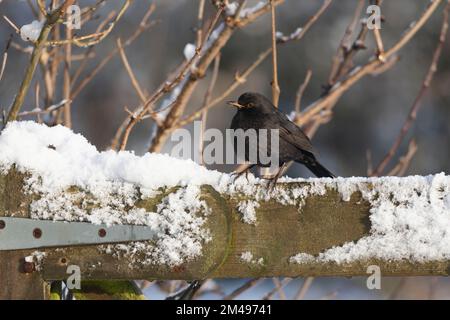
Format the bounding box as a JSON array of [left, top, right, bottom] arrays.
[[228, 92, 334, 182]]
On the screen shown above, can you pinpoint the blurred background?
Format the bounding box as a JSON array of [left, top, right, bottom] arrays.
[[1, 0, 449, 299]]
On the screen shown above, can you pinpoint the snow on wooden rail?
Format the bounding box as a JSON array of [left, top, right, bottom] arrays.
[[1, 121, 450, 290]]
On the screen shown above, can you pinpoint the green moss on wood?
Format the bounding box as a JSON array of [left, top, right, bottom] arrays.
[[71, 280, 145, 300]]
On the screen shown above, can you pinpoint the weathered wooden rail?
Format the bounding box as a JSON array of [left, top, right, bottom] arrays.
[[1, 169, 449, 299]]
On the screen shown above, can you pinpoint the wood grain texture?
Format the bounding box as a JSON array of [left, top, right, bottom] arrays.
[[0, 170, 49, 299]]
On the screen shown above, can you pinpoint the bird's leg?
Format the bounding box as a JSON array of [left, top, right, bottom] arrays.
[[232, 163, 256, 181], [268, 163, 287, 191]]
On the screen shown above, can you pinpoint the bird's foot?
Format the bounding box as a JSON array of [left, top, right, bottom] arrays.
[[267, 177, 278, 193], [231, 164, 255, 182], [230, 170, 248, 182], [265, 164, 287, 193]]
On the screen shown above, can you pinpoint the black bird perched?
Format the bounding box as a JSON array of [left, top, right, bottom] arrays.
[[228, 92, 334, 183]]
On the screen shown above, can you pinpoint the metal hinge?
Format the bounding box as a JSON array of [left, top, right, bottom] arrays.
[[0, 217, 157, 250]]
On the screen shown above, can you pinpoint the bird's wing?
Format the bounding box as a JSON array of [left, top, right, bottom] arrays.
[[275, 111, 316, 154]]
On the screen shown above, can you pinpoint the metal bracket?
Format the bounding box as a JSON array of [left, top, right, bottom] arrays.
[[0, 217, 157, 250]]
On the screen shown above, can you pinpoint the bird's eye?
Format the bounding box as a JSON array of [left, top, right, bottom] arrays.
[[247, 102, 254, 108]]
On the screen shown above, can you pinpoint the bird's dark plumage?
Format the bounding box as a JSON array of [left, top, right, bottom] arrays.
[[228, 92, 334, 179]]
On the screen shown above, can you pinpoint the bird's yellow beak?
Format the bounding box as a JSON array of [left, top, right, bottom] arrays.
[[227, 101, 245, 108]]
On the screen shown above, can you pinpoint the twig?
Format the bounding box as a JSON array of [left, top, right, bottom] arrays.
[[9, 42, 34, 54], [26, 0, 40, 18], [79, 0, 107, 20], [223, 278, 263, 300], [148, 0, 287, 152], [46, 0, 131, 47], [276, 0, 333, 45], [366, 149, 373, 176], [295, 69, 312, 114], [199, 54, 221, 165], [373, 27, 385, 61], [2, 15, 20, 34], [0, 35, 12, 83], [372, 0, 449, 176], [388, 278, 407, 300], [17, 99, 69, 117], [196, 0, 206, 47], [119, 5, 225, 151], [328, 0, 364, 85], [197, 0, 207, 164], [34, 82, 42, 123], [297, 0, 442, 128], [369, 55, 400, 75], [387, 139, 418, 176], [5, 0, 75, 124], [177, 48, 271, 128], [176, 0, 332, 129], [117, 38, 146, 103], [63, 26, 72, 128], [295, 277, 314, 299], [192, 279, 225, 299], [71, 10, 117, 85], [37, 0, 47, 16], [270, 0, 280, 107], [71, 4, 156, 99], [263, 278, 291, 300]]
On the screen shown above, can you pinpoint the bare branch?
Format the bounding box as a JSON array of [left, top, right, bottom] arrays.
[[295, 277, 314, 300], [0, 35, 12, 83], [263, 278, 291, 300], [199, 54, 221, 165], [119, 5, 225, 151], [71, 4, 156, 99], [296, 0, 443, 128], [46, 0, 131, 48], [63, 26, 72, 128], [270, 0, 280, 107], [223, 278, 263, 300], [117, 38, 147, 104], [387, 139, 418, 177], [5, 0, 76, 124], [328, 0, 364, 85], [372, 1, 449, 176], [175, 0, 332, 130], [295, 69, 312, 115]]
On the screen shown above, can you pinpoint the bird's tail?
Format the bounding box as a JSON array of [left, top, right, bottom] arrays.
[[303, 160, 335, 178]]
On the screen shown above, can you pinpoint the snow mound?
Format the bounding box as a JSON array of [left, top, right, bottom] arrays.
[[0, 121, 227, 266], [290, 174, 450, 264], [0, 121, 227, 193]]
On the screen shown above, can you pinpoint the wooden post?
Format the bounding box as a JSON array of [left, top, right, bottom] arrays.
[[0, 170, 49, 299], [0, 250, 49, 299], [1, 169, 450, 297]]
